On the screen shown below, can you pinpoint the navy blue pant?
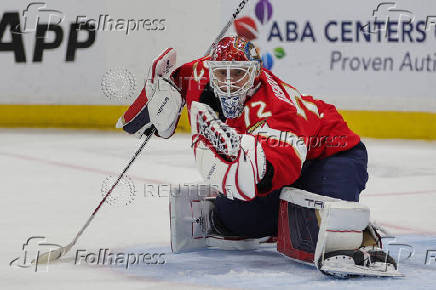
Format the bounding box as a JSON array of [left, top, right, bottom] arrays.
[[214, 142, 369, 238]]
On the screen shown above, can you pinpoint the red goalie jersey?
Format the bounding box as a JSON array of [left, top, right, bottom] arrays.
[[171, 57, 361, 195]]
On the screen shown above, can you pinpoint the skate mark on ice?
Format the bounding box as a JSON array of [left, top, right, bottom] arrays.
[[364, 189, 436, 198], [0, 151, 165, 184]]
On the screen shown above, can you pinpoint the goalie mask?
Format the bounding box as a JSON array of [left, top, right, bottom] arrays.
[[207, 37, 262, 118]]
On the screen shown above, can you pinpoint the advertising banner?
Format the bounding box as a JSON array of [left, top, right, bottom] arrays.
[[0, 0, 220, 105], [224, 0, 436, 111]]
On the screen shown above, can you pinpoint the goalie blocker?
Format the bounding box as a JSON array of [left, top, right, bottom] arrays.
[[116, 48, 183, 139]]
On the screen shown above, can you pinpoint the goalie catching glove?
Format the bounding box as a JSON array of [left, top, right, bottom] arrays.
[[191, 101, 267, 201], [116, 48, 183, 138]]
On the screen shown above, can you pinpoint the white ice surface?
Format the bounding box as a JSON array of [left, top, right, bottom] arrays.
[[1, 130, 435, 289]]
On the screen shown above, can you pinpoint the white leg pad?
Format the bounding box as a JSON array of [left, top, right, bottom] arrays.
[[280, 187, 370, 268]]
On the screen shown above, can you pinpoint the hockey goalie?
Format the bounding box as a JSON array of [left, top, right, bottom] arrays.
[[117, 36, 401, 278]]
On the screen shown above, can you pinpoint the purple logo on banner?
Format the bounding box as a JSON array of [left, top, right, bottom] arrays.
[[234, 0, 285, 70], [255, 0, 273, 25]]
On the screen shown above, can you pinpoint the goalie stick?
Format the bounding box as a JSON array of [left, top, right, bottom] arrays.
[[34, 0, 249, 265], [203, 0, 249, 57], [33, 126, 156, 264]]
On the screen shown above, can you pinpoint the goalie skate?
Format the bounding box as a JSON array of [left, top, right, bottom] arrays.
[[169, 185, 271, 253], [318, 248, 404, 278]]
